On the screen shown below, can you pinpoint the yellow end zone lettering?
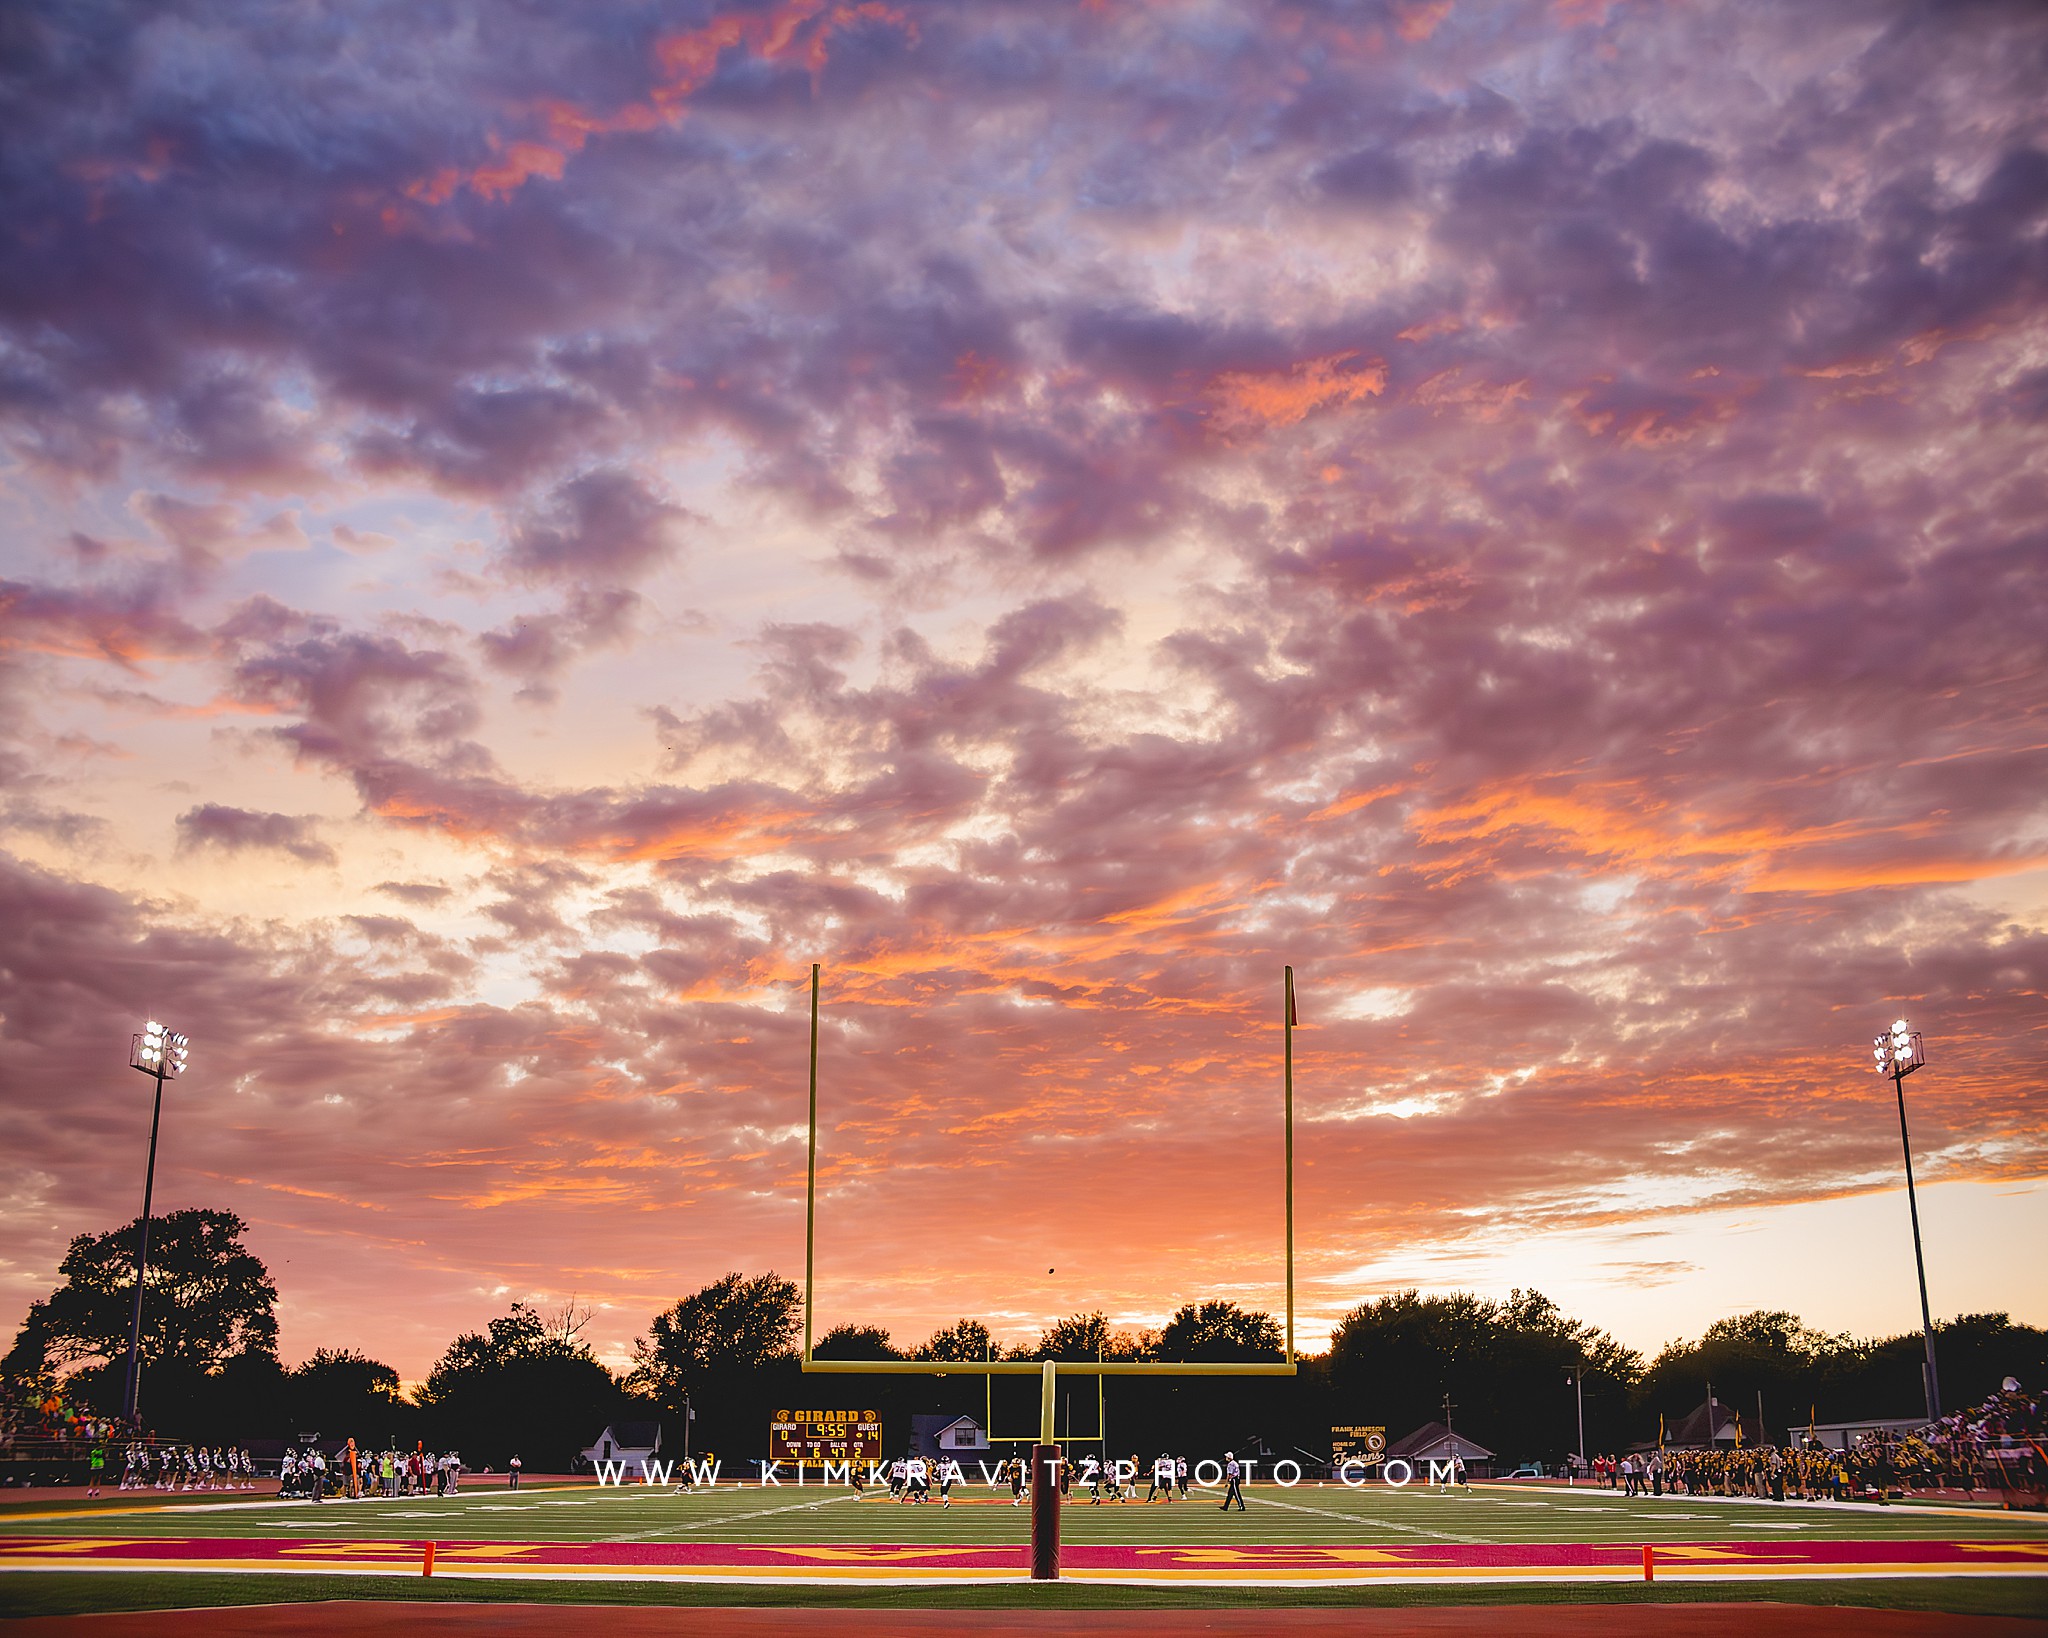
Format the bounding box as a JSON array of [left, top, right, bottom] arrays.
[[1139, 1547, 1417, 1565], [279, 1542, 422, 1557], [438, 1544, 552, 1558], [769, 1547, 983, 1562], [0, 1539, 157, 1555]]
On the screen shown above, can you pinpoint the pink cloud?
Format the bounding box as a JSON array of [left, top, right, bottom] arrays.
[[1, 0, 2044, 1377]]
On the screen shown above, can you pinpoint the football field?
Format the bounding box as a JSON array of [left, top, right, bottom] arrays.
[[3, 1479, 2046, 1620]]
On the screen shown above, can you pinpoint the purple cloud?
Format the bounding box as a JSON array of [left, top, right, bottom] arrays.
[[0, 0, 2044, 1377], [174, 805, 337, 867]]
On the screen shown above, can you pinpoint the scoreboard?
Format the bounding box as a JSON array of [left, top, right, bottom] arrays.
[[769, 1408, 883, 1466]]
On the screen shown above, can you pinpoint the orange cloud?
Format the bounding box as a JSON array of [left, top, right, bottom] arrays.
[[466, 140, 569, 202], [1747, 854, 2048, 893], [1206, 351, 1386, 432], [1411, 780, 1866, 882], [1411, 367, 1531, 422], [1397, 312, 1463, 343], [397, 2, 917, 209], [1306, 784, 1406, 823], [1393, 1, 1453, 44], [1407, 779, 2046, 901], [950, 349, 1012, 403], [596, 806, 813, 865]]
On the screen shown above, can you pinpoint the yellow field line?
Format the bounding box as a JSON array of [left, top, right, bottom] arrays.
[[4, 1556, 2045, 1588]]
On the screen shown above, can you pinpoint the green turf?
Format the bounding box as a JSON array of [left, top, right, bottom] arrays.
[[0, 1489, 283, 1518], [4, 1571, 2047, 1620], [4, 1481, 2044, 1620], [7, 1480, 2045, 1548]]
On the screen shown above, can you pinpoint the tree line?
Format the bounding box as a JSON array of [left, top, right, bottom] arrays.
[[7, 1209, 2043, 1469]]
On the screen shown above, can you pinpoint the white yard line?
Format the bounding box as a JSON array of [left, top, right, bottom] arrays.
[[1189, 1486, 1484, 1544]]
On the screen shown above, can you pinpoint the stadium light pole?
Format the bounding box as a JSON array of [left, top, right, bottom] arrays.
[[1872, 1017, 1940, 1423], [121, 1020, 190, 1426]]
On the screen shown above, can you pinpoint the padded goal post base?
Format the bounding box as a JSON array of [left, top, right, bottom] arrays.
[[1029, 1441, 1061, 1580]]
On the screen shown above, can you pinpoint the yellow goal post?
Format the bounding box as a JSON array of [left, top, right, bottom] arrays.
[[798, 964, 1301, 1443]]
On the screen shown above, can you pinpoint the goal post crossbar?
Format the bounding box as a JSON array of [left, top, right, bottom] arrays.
[[795, 966, 1300, 1583], [798, 1360, 1296, 1376]]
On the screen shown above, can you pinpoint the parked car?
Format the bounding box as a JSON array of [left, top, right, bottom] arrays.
[[1505, 1463, 1546, 1479]]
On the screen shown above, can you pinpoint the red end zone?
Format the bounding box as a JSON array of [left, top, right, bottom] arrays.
[[4, 1536, 2045, 1586]]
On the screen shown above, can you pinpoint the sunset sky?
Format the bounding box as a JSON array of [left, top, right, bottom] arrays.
[[2, 0, 2044, 1387]]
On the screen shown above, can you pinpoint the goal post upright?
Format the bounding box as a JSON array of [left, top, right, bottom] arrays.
[[797, 962, 1301, 1579], [1285, 961, 1296, 1369], [804, 961, 820, 1365]]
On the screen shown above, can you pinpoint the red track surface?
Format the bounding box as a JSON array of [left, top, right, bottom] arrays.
[[6, 1535, 2047, 1586], [6, 1603, 2045, 1636]]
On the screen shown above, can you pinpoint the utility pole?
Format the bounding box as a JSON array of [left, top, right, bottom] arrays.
[[1565, 1365, 1587, 1469]]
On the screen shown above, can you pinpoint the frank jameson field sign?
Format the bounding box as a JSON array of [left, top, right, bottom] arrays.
[[770, 1408, 883, 1466], [1331, 1425, 1387, 1466]]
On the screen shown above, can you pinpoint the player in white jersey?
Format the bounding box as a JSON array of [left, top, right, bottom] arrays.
[[1147, 1452, 1174, 1502]]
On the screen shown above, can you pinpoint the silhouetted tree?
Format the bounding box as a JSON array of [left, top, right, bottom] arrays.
[[1326, 1289, 1640, 1461], [813, 1324, 902, 1360], [4, 1209, 280, 1429], [287, 1347, 409, 1441], [1031, 1312, 1149, 1362], [634, 1273, 800, 1388], [5, 1209, 278, 1384], [916, 1319, 995, 1362], [1636, 1310, 1841, 1439], [1159, 1301, 1283, 1362], [415, 1302, 623, 1469], [630, 1273, 803, 1456]]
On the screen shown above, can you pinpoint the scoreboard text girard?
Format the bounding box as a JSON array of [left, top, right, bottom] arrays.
[[769, 1409, 883, 1466]]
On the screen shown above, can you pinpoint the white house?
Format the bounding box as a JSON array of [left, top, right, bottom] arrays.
[[911, 1413, 990, 1462], [580, 1420, 662, 1472]]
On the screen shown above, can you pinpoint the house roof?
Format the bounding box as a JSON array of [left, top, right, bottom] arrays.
[[602, 1421, 662, 1448], [1665, 1400, 1746, 1447], [1385, 1420, 1496, 1460]]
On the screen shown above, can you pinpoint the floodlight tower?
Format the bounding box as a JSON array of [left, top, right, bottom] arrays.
[[1872, 1017, 1940, 1423], [121, 1020, 190, 1426]]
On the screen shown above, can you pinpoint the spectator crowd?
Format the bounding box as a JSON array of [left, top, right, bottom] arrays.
[[1560, 1378, 2042, 1503]]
